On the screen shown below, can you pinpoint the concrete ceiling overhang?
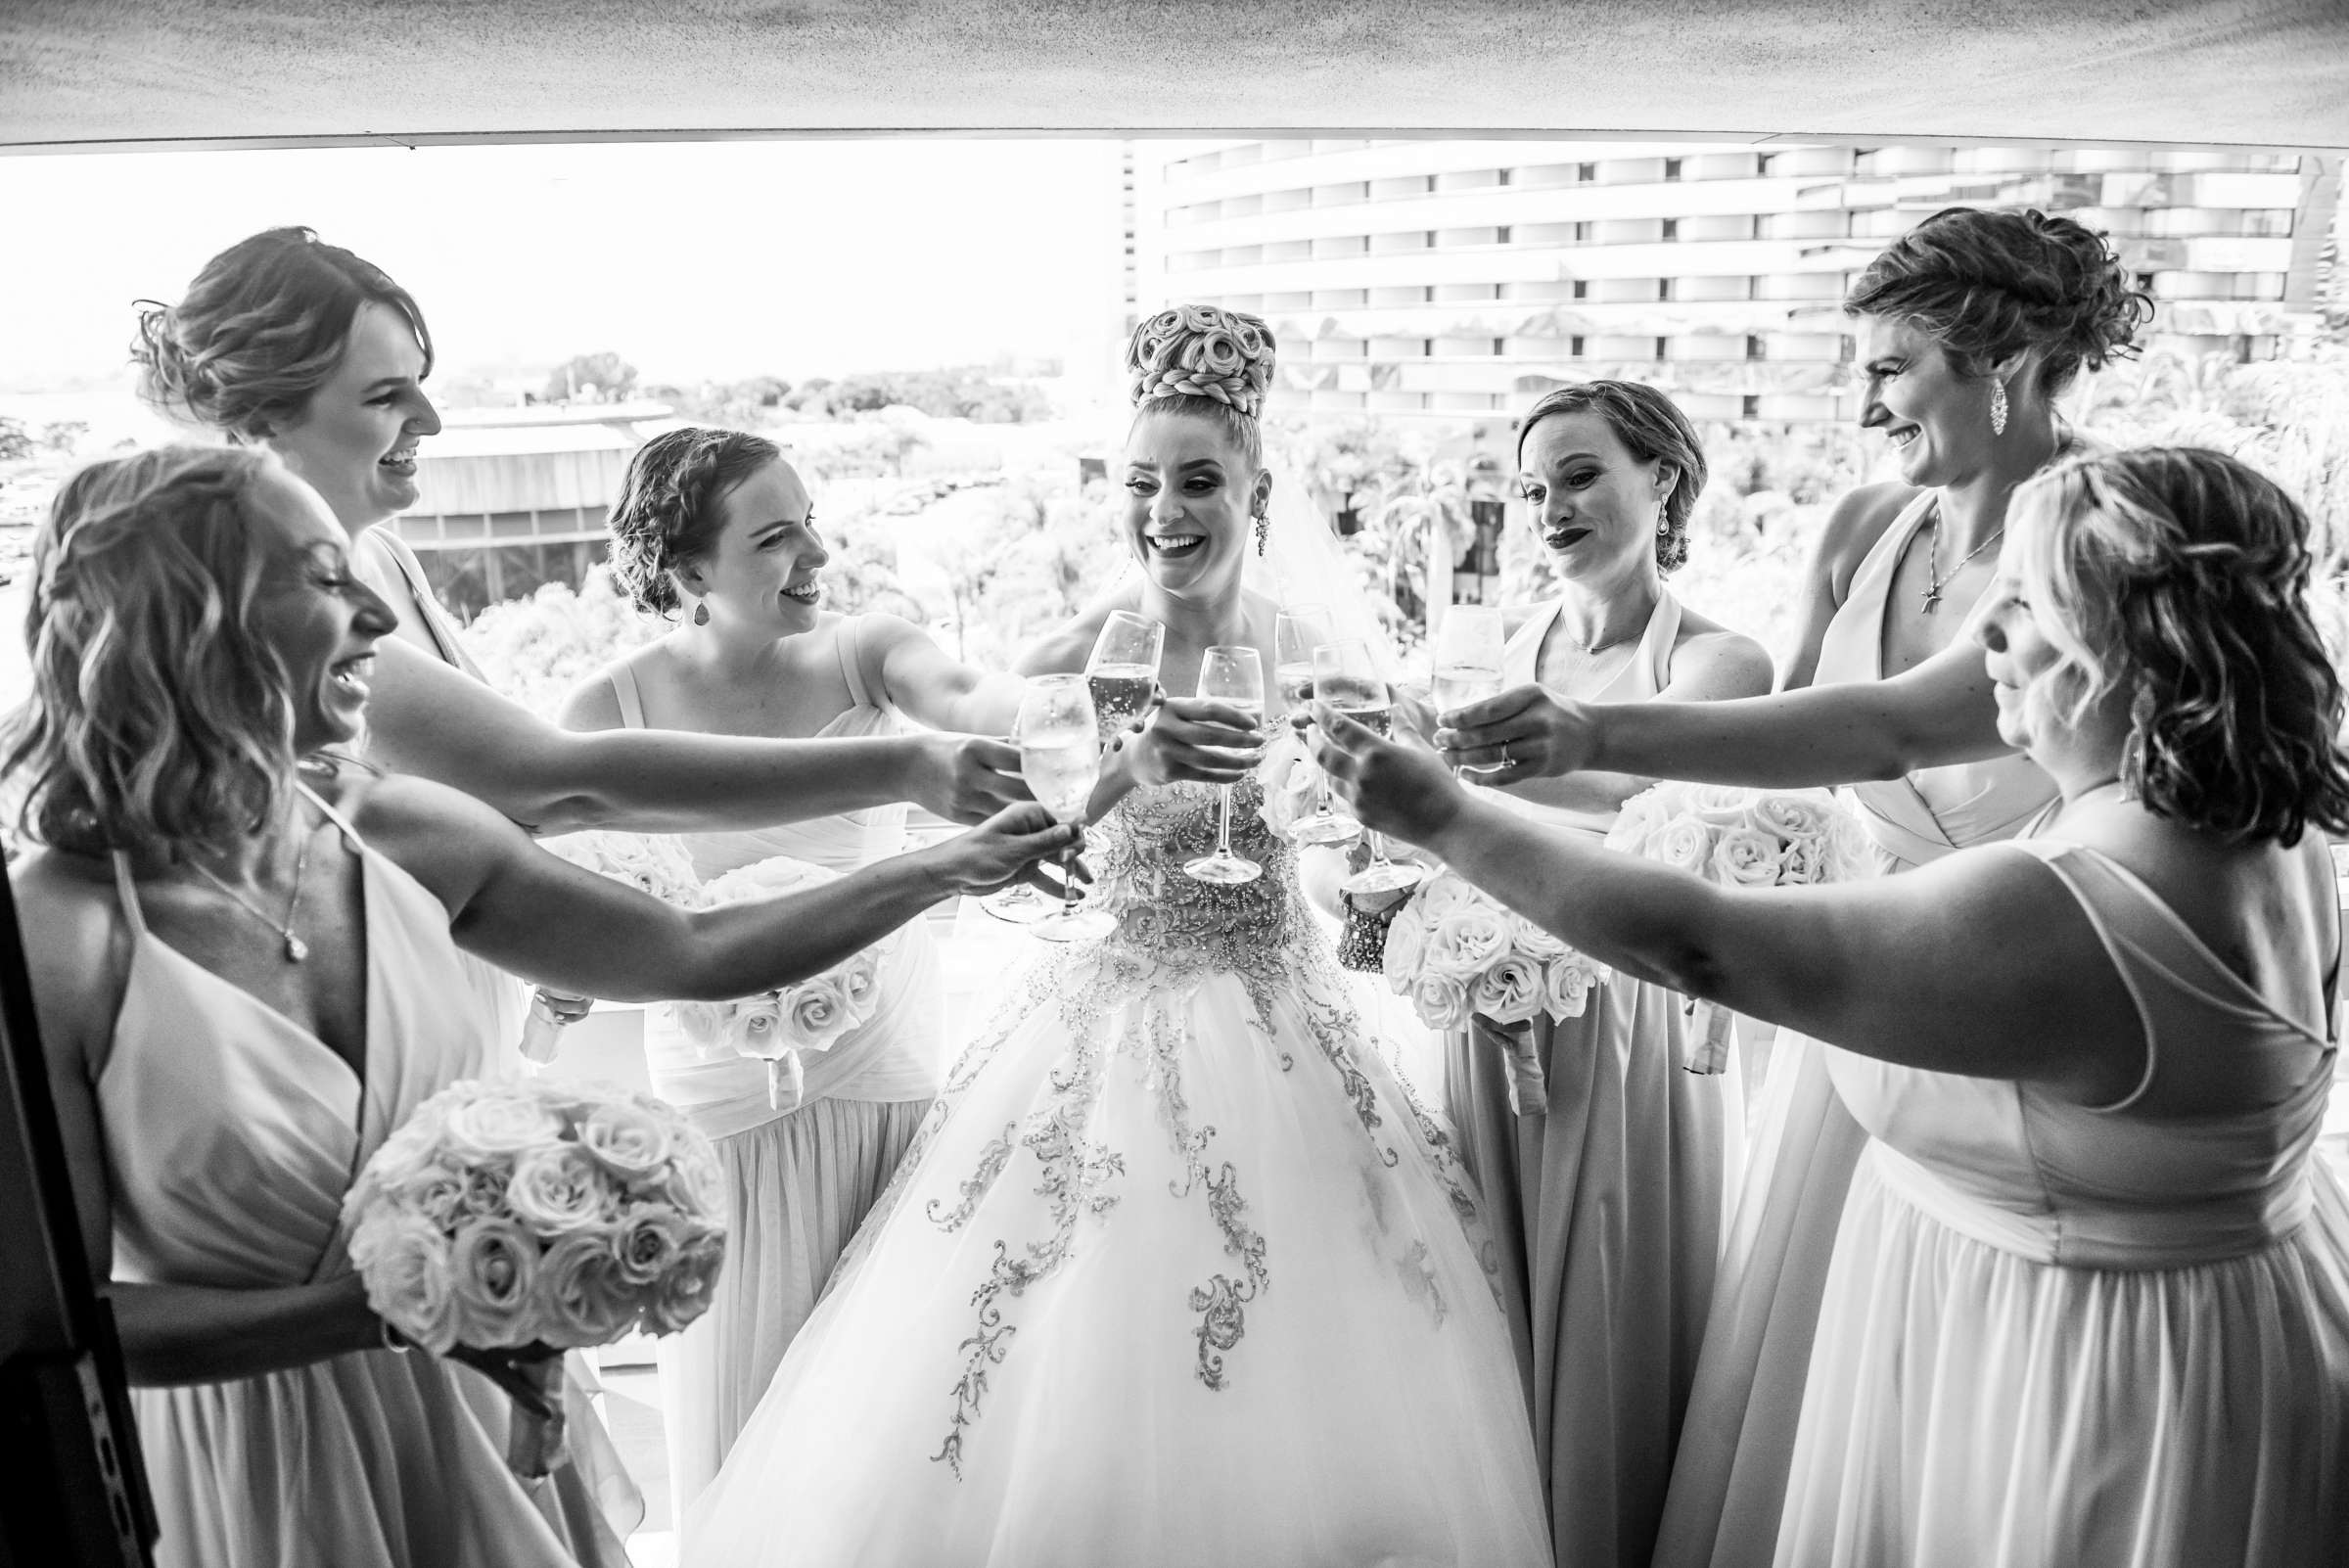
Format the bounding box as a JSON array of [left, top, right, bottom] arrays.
[[3, 1, 2346, 154]]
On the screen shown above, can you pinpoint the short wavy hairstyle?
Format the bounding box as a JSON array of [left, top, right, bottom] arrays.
[[4, 446, 308, 858], [1845, 207, 2152, 396], [606, 427, 785, 616], [132, 226, 434, 441], [2011, 445, 2349, 847], [1515, 380, 1709, 575]]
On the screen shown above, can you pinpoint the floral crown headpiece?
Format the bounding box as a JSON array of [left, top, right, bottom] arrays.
[[1127, 304, 1276, 419]]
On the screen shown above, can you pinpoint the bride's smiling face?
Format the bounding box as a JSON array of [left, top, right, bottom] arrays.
[[1123, 408, 1269, 601]]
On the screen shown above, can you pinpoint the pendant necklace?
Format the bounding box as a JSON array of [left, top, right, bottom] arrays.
[[185, 804, 316, 962], [1920, 503, 2004, 614]]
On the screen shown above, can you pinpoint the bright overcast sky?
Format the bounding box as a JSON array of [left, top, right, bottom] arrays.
[[0, 138, 1121, 398]]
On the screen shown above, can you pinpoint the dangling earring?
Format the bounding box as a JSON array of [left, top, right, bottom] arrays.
[[692, 600, 710, 626], [1254, 508, 1270, 557], [1990, 378, 2010, 438], [2119, 686, 2153, 801]]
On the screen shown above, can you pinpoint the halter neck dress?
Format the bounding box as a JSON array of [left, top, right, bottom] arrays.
[[608, 612, 947, 1509], [1781, 834, 2349, 1564], [1444, 588, 1731, 1568], [103, 784, 632, 1568], [1655, 489, 2058, 1567]]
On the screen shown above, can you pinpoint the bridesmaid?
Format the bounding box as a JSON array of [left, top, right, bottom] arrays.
[[3, 446, 1074, 1568], [1327, 443, 2349, 1567], [556, 427, 1025, 1507], [1440, 208, 2152, 1565], [1451, 380, 1770, 1567]]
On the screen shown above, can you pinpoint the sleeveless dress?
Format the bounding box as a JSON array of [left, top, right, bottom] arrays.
[[1780, 836, 2349, 1564], [1444, 589, 1727, 1567], [610, 613, 948, 1510], [350, 525, 530, 1067], [103, 785, 632, 1568], [685, 773, 1551, 1565], [1655, 490, 2058, 1567]]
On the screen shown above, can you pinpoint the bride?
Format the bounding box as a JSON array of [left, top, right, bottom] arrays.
[[685, 306, 1549, 1564]]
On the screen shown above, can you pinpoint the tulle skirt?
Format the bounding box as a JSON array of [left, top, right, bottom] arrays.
[[658, 1092, 931, 1511], [1447, 976, 1727, 1568], [686, 949, 1549, 1566], [1775, 1144, 2349, 1567], [134, 1346, 635, 1568]]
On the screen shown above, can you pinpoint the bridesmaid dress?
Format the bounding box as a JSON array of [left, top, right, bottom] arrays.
[[1445, 588, 1731, 1567], [609, 612, 947, 1510], [1654, 490, 2057, 1567], [1781, 836, 2349, 1565], [350, 525, 529, 1064], [103, 784, 632, 1568]]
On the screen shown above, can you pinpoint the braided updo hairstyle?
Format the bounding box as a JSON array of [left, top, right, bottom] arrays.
[[2013, 446, 2349, 847], [1845, 208, 2153, 395], [1515, 380, 1709, 575], [1127, 303, 1276, 468], [131, 227, 434, 441], [606, 427, 784, 616]]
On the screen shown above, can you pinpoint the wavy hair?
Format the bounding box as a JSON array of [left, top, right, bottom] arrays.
[[606, 427, 785, 616], [3, 446, 308, 858], [2011, 445, 2349, 846], [1516, 380, 1709, 574], [131, 226, 434, 441], [1845, 207, 2152, 396]]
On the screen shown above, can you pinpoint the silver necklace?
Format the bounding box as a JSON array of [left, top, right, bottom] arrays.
[[184, 806, 316, 962], [1920, 504, 2004, 614]]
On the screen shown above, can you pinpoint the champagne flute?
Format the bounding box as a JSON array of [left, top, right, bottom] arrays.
[[1278, 605, 1359, 846], [1085, 610, 1166, 748], [1182, 646, 1267, 885], [980, 726, 1053, 924], [1314, 638, 1426, 897], [1432, 604, 1506, 775], [1017, 674, 1118, 942]]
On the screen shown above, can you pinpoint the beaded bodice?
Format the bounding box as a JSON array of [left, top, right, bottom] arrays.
[[1082, 776, 1318, 982]]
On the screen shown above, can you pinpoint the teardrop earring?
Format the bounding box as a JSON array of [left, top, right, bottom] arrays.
[[1990, 378, 2010, 438], [693, 601, 710, 626]]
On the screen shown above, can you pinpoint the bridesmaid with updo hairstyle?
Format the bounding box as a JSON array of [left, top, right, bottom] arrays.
[[1450, 378, 1770, 1568], [1433, 208, 2155, 1566], [557, 426, 1028, 1506]]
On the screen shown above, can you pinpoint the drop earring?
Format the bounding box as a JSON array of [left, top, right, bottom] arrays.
[[1254, 508, 1270, 556], [693, 601, 710, 626], [1990, 378, 2010, 438]]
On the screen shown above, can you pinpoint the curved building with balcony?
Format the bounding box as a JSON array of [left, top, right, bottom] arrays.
[[1130, 139, 2333, 424]]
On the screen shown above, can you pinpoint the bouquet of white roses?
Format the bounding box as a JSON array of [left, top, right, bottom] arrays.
[[1381, 868, 1611, 1114], [1605, 782, 1871, 1072], [343, 1077, 726, 1477], [665, 857, 891, 1110]]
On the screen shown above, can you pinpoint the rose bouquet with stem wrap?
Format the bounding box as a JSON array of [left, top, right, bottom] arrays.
[[343, 1078, 726, 1478], [1604, 783, 1871, 1073]]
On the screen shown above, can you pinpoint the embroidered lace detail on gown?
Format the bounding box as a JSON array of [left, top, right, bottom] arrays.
[[686, 776, 1550, 1566], [104, 785, 635, 1568]]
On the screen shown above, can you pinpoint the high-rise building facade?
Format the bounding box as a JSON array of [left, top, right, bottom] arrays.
[[1128, 139, 2336, 424]]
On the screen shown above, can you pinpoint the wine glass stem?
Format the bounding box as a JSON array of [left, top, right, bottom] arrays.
[[1061, 846, 1082, 918], [1215, 784, 1234, 856]]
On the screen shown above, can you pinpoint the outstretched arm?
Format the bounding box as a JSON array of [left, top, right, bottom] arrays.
[[1438, 634, 2011, 792], [367, 637, 1031, 833], [1314, 708, 2133, 1100], [862, 615, 1029, 738], [356, 773, 1076, 1002]]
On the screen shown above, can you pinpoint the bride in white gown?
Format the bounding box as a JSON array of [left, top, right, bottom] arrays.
[[686, 306, 1549, 1565]]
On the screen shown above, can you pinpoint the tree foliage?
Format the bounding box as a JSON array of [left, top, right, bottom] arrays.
[[542, 350, 640, 404]]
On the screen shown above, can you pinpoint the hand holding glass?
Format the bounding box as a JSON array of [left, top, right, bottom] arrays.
[[1085, 610, 1166, 748], [1016, 674, 1117, 942], [1182, 646, 1266, 885], [1277, 605, 1359, 846], [1315, 639, 1425, 897], [1432, 605, 1506, 775]]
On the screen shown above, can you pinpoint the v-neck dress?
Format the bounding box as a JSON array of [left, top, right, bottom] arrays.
[[102, 787, 632, 1568]]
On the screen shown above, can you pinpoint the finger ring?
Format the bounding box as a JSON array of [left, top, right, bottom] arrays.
[[1501, 743, 1512, 764]]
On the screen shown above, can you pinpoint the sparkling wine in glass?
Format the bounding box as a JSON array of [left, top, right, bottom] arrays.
[[1277, 605, 1359, 847], [1314, 639, 1426, 897], [1084, 610, 1166, 747], [1432, 604, 1507, 774], [1016, 674, 1118, 942], [1182, 646, 1267, 886]]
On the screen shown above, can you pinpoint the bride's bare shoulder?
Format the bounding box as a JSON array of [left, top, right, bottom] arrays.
[[1015, 586, 1142, 676]]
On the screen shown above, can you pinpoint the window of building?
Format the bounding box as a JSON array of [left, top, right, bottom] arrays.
[[1654, 337, 1670, 359], [1424, 339, 1437, 356], [1656, 279, 1673, 300], [1664, 158, 1682, 180], [1661, 218, 1679, 239], [1573, 280, 1589, 299], [1497, 168, 1513, 186], [1492, 338, 1506, 355], [1756, 153, 1775, 175], [1570, 336, 1586, 355], [1425, 285, 1438, 302], [1426, 231, 1438, 248], [1577, 162, 1595, 181], [1576, 221, 1592, 242], [1497, 225, 1512, 244], [1742, 394, 1763, 419], [1746, 336, 1767, 360]]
